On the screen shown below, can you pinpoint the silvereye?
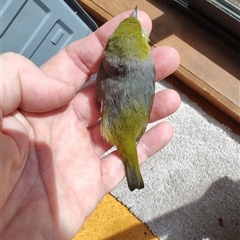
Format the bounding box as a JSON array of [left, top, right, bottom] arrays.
[[96, 6, 155, 191]]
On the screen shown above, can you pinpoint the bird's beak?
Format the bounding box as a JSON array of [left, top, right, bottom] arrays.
[[132, 5, 138, 18]]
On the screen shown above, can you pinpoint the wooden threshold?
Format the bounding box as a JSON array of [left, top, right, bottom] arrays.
[[77, 0, 240, 123]]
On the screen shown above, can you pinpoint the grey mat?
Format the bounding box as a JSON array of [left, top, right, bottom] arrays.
[[111, 81, 240, 240]]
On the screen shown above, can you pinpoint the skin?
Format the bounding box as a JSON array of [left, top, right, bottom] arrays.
[[0, 10, 180, 240]]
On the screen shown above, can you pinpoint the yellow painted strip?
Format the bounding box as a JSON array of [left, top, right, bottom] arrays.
[[73, 194, 158, 240]]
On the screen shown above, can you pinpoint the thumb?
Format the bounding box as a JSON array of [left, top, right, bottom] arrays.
[[1, 53, 77, 115]]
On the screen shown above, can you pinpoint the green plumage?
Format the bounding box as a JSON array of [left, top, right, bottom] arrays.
[[96, 6, 155, 191]]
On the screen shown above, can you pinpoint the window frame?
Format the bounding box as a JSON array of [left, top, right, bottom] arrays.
[[165, 0, 240, 51]]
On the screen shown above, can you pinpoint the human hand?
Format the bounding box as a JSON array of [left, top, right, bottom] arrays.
[[0, 10, 180, 239]]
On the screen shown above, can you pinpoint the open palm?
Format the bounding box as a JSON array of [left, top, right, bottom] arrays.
[[0, 11, 180, 239]]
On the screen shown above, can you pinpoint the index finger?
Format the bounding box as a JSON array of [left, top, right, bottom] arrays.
[[40, 10, 152, 89]]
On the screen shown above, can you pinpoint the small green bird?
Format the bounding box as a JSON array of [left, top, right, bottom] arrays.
[[96, 6, 155, 191]]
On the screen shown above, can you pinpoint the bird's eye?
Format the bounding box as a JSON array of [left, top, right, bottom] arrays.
[[141, 29, 149, 41]]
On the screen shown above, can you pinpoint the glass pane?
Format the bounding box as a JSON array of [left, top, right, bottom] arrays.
[[208, 0, 240, 20], [227, 0, 240, 8]]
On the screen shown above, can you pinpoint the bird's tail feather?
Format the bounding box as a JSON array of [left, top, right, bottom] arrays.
[[125, 163, 144, 191], [118, 140, 144, 191]]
